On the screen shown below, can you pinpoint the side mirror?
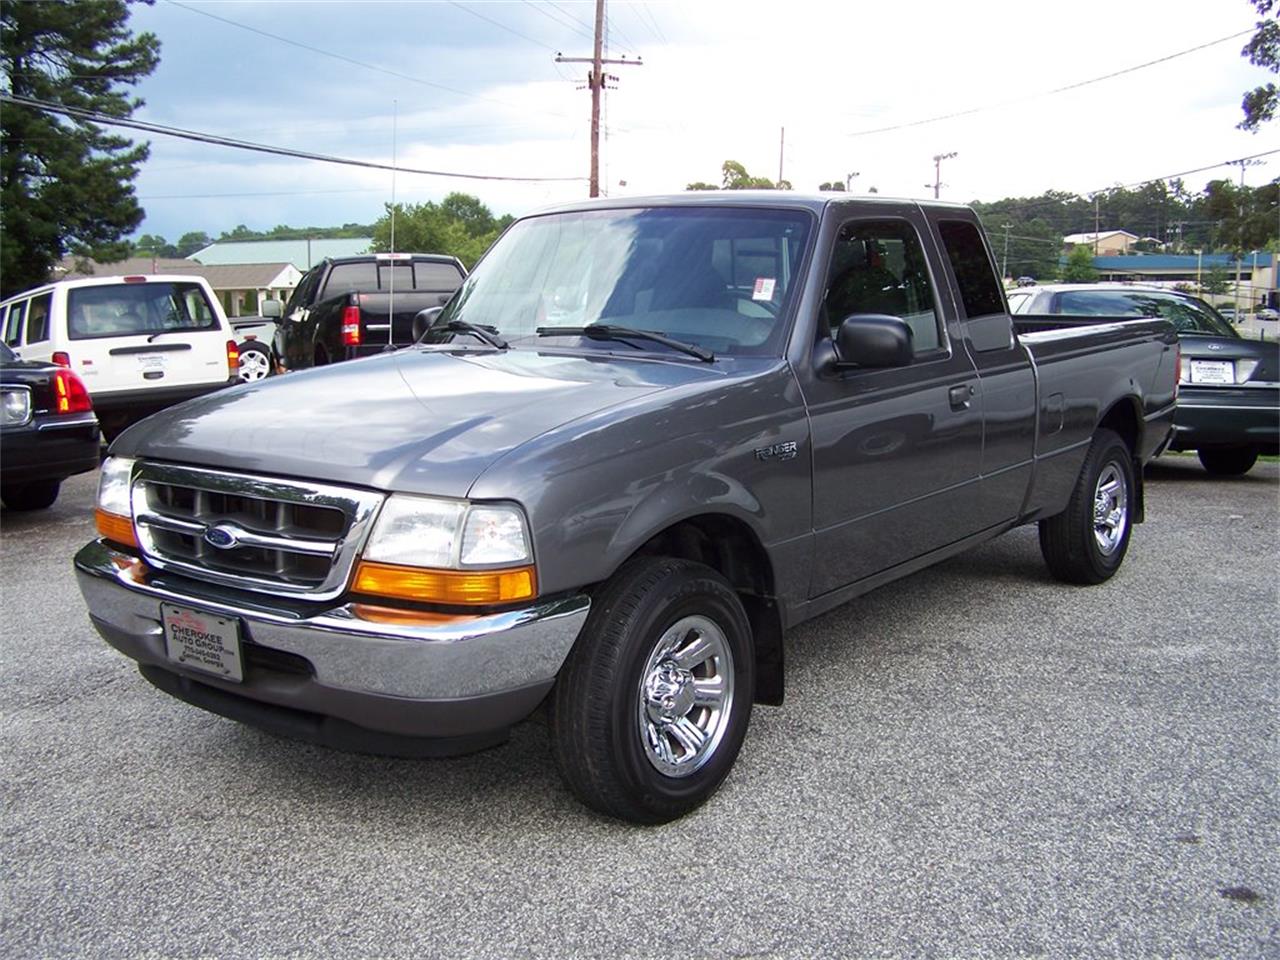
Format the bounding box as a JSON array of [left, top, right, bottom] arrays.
[[260, 299, 283, 318], [832, 314, 913, 368], [412, 306, 444, 342]]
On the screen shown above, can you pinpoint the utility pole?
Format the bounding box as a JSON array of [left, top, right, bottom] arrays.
[[1093, 194, 1101, 255], [1001, 222, 1013, 282], [778, 127, 785, 187], [845, 171, 860, 191], [928, 151, 956, 199], [1228, 157, 1263, 316], [555, 0, 641, 198]]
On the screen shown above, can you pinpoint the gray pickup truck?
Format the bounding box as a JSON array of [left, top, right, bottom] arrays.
[[76, 195, 1178, 823]]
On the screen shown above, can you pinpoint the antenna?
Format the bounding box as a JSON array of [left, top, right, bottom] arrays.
[[388, 99, 397, 348]]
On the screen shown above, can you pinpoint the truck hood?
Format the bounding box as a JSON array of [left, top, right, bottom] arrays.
[[112, 346, 720, 497]]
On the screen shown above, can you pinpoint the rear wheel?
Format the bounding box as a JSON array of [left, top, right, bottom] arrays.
[[2, 480, 61, 511], [1197, 446, 1258, 476], [236, 342, 273, 382], [1039, 428, 1134, 585], [551, 557, 754, 824]]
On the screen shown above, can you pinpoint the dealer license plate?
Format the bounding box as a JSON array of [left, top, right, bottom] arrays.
[[138, 353, 168, 371], [1189, 360, 1234, 384], [161, 603, 243, 682]]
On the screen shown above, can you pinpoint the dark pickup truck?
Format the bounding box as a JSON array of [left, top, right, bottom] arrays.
[[76, 194, 1178, 824], [272, 252, 465, 371]]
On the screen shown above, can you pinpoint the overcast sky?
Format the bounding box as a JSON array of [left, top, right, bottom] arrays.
[[124, 0, 1278, 240]]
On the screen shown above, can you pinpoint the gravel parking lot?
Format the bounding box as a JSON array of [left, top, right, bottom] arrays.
[[2, 459, 1276, 959]]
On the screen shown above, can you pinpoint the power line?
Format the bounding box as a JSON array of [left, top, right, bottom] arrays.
[[163, 0, 574, 121], [850, 29, 1252, 137], [522, 0, 596, 43], [448, 1, 559, 53], [631, 2, 668, 44], [2, 93, 587, 183]]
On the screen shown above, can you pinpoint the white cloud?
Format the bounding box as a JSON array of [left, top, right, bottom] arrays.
[[124, 0, 1278, 238]]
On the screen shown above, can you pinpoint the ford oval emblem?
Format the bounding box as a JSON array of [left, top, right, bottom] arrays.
[[202, 524, 239, 550]]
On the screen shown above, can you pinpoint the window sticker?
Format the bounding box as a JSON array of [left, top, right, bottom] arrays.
[[752, 277, 777, 301]]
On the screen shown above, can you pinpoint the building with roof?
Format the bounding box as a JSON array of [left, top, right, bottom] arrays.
[[55, 257, 302, 317], [1063, 230, 1141, 256], [188, 238, 372, 270], [1090, 252, 1276, 311]]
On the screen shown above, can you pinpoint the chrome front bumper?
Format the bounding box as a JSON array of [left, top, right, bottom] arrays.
[[75, 539, 590, 746]]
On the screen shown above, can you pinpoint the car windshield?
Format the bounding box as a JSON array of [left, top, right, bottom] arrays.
[[431, 207, 814, 357], [67, 281, 220, 340], [1056, 290, 1237, 337]]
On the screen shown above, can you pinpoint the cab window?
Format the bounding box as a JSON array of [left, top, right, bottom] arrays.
[[822, 219, 942, 354]]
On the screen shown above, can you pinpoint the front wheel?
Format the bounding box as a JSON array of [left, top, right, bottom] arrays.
[[1039, 428, 1134, 585], [1197, 446, 1258, 476], [2, 480, 61, 511], [551, 557, 754, 824]]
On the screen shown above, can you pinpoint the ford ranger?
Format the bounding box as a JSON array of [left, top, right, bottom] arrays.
[[76, 195, 1178, 823]]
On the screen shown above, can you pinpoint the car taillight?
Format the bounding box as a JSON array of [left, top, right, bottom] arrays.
[[342, 305, 361, 346], [226, 339, 239, 376], [53, 369, 93, 414], [51, 351, 71, 367]]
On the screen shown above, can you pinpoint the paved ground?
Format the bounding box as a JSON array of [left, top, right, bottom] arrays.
[[2, 459, 1276, 959]]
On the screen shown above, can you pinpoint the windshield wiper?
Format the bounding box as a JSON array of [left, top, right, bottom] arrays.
[[536, 324, 714, 362], [432, 319, 508, 350]]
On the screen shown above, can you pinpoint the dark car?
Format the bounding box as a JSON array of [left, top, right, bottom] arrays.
[[1009, 284, 1279, 475], [1, 341, 100, 509]]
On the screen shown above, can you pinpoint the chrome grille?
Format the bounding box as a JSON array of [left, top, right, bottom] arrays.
[[131, 462, 384, 600]]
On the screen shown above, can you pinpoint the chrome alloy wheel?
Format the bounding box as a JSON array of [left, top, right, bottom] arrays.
[[1092, 461, 1128, 556], [637, 615, 735, 778], [237, 347, 271, 381]]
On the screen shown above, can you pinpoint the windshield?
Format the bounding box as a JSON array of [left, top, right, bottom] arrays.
[[432, 207, 814, 357], [1055, 290, 1237, 337], [67, 281, 220, 340]]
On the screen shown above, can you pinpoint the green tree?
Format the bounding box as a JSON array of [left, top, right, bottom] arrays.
[[134, 233, 176, 258], [175, 231, 211, 257], [818, 181, 846, 192], [1241, 0, 1280, 130], [1201, 264, 1231, 296], [1, 0, 160, 296], [370, 194, 509, 269], [1060, 245, 1099, 282], [686, 160, 783, 191]]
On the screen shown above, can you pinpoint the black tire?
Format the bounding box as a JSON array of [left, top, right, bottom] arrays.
[[550, 557, 755, 824], [1197, 446, 1258, 476], [1, 480, 61, 511], [236, 341, 274, 382], [1039, 428, 1135, 585]]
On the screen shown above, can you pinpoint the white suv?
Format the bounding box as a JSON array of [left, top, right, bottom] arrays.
[[1, 274, 239, 440]]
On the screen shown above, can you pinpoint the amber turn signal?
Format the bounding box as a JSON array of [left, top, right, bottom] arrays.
[[352, 561, 536, 605], [95, 508, 138, 549]]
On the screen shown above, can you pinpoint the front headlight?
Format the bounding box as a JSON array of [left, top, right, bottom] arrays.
[[95, 456, 138, 547], [354, 495, 536, 605]]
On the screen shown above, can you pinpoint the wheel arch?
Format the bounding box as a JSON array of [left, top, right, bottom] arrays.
[[621, 512, 785, 706], [1096, 395, 1144, 522]]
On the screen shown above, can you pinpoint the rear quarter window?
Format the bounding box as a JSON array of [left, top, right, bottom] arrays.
[[4, 300, 27, 346], [937, 220, 1006, 318], [25, 293, 52, 343]]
